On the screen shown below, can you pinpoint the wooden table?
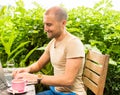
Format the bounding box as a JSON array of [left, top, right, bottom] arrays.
[[1, 68, 36, 95]]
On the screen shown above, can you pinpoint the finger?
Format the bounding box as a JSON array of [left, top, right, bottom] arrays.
[[12, 70, 18, 78], [14, 73, 24, 79], [13, 69, 23, 76]]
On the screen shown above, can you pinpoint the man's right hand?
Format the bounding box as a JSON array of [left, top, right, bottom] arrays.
[[12, 67, 30, 78]]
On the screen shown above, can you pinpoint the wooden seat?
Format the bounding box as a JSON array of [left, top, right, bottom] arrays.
[[83, 49, 109, 95]]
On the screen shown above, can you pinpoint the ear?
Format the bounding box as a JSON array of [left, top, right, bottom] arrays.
[[62, 20, 67, 26]]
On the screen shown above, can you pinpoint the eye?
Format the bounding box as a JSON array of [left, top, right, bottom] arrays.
[[46, 23, 52, 27]]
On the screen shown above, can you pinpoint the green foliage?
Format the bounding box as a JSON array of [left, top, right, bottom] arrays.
[[1, 29, 30, 61], [0, 0, 120, 94], [67, 0, 120, 94], [0, 0, 49, 66], [19, 46, 38, 67]]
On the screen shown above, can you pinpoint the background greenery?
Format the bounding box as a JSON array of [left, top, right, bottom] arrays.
[[0, 0, 120, 94]]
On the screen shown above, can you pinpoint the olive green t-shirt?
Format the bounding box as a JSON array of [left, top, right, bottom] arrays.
[[45, 32, 86, 95]]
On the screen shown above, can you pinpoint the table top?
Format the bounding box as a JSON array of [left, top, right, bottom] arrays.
[[1, 68, 36, 95]]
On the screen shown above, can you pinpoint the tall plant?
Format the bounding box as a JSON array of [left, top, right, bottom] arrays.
[[0, 23, 30, 61]]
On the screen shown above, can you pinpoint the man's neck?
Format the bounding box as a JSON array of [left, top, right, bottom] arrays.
[[55, 30, 67, 42]]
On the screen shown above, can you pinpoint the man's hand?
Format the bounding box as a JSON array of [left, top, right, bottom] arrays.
[[14, 72, 38, 84], [12, 67, 30, 78]]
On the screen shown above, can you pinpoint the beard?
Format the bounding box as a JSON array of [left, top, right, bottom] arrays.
[[46, 31, 61, 39]]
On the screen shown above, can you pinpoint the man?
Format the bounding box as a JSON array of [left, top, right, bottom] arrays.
[[13, 6, 87, 95]]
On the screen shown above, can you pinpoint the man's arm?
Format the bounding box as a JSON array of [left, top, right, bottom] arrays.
[[41, 57, 84, 86], [13, 51, 50, 77], [27, 51, 50, 73]]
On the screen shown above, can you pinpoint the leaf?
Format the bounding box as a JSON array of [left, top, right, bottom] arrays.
[[1, 30, 17, 56], [9, 48, 26, 61], [20, 46, 38, 67], [9, 41, 31, 59]]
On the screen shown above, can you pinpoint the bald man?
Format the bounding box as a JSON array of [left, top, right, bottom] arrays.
[[13, 6, 86, 95]]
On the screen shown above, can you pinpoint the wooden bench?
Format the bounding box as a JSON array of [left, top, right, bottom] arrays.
[[83, 49, 109, 95]]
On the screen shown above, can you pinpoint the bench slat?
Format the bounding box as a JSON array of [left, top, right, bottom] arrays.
[[85, 60, 103, 75], [87, 50, 107, 65], [83, 76, 98, 94], [84, 68, 100, 84]]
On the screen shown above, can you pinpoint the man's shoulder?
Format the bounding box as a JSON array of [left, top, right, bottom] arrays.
[[67, 32, 81, 42]]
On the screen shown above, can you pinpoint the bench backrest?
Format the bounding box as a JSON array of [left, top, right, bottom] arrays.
[[83, 49, 109, 95]]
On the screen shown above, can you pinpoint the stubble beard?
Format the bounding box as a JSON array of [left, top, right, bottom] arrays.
[[47, 31, 61, 39]]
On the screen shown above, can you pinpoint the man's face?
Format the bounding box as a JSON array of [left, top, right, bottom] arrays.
[[43, 14, 64, 39]]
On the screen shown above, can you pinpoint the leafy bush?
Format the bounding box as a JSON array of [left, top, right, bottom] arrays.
[[67, 0, 120, 94], [0, 0, 119, 94], [0, 0, 49, 66]]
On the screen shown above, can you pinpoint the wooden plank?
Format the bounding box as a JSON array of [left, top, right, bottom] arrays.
[[85, 60, 103, 75], [83, 68, 100, 84], [25, 85, 36, 95], [97, 55, 109, 95], [87, 50, 107, 65], [83, 76, 98, 94]]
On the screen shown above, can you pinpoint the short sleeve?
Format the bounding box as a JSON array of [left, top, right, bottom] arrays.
[[66, 38, 85, 58]]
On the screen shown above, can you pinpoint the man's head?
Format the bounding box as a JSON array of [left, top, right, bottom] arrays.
[[43, 6, 68, 39], [45, 6, 68, 21]]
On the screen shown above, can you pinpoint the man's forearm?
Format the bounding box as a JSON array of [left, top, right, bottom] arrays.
[[28, 52, 50, 73], [27, 61, 41, 73]]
